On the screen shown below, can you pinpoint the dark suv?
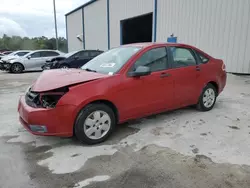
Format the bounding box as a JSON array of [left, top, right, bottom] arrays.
[[42, 49, 103, 70]]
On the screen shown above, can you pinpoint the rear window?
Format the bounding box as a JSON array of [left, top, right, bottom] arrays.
[[196, 51, 209, 64]]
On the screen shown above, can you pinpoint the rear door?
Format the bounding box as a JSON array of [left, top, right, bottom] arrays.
[[167, 46, 201, 107]]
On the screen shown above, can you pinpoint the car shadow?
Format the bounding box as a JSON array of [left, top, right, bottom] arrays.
[[56, 106, 198, 147]]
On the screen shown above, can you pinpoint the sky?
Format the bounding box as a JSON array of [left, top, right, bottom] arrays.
[[0, 0, 89, 38]]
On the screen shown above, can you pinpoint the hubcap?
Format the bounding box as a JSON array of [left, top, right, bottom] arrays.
[[13, 64, 21, 72], [203, 88, 215, 108], [83, 110, 111, 140]]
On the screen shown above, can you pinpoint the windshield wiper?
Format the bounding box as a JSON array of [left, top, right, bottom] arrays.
[[83, 68, 97, 72]]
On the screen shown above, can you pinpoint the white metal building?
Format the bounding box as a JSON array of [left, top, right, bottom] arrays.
[[65, 0, 250, 74]]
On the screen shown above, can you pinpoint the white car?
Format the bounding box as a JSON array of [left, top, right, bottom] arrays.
[[7, 50, 64, 73], [0, 50, 31, 63]]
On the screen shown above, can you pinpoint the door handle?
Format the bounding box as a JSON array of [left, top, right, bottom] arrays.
[[196, 66, 201, 71], [160, 72, 171, 78]]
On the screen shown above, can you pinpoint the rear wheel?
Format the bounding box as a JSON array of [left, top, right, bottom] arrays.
[[196, 84, 217, 111], [74, 103, 116, 145], [11, 63, 24, 73]]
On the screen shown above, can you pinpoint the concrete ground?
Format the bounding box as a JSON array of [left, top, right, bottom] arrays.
[[0, 71, 250, 188]]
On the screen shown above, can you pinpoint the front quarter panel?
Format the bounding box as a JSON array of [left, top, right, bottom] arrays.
[[56, 75, 121, 121]]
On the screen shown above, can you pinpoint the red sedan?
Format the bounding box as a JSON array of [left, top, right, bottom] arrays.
[[18, 43, 227, 144]]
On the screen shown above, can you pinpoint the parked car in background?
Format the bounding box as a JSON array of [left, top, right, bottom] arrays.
[[18, 43, 227, 144], [1, 50, 31, 62], [5, 50, 64, 73], [0, 50, 31, 70], [42, 50, 103, 70], [2, 51, 13, 55], [0, 51, 13, 60], [0, 53, 4, 60]]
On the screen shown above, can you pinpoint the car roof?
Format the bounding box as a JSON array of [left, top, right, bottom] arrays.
[[32, 49, 59, 52], [122, 42, 212, 58], [78, 49, 103, 52], [122, 42, 196, 48], [14, 50, 31, 52]]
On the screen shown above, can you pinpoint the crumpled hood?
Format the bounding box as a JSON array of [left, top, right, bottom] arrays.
[[10, 57, 24, 63], [32, 69, 109, 92], [2, 55, 18, 61]]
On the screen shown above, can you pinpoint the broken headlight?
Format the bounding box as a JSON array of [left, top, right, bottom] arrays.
[[40, 87, 69, 109]]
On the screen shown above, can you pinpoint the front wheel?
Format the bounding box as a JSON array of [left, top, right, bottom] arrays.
[[74, 103, 116, 145], [11, 63, 24, 73], [196, 84, 217, 111]]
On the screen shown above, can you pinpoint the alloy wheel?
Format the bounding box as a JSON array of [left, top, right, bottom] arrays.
[[13, 64, 21, 72]]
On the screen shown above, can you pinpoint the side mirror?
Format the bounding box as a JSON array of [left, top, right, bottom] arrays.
[[128, 66, 151, 77], [27, 56, 31, 59], [74, 56, 79, 60]]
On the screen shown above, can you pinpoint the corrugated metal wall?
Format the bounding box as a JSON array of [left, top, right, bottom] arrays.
[[84, 0, 108, 51], [157, 0, 250, 73], [109, 0, 154, 48], [66, 9, 84, 52]]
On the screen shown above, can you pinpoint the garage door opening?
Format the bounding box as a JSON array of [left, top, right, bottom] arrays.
[[121, 13, 153, 45]]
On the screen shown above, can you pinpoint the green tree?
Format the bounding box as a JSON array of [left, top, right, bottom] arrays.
[[0, 34, 67, 52]]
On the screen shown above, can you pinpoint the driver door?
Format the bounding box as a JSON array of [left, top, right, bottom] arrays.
[[117, 47, 174, 120], [24, 52, 43, 70]]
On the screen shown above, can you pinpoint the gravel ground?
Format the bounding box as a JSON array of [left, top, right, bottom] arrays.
[[0, 71, 250, 188]]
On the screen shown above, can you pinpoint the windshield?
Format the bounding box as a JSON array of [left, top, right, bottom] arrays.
[[6, 52, 16, 56], [64, 51, 78, 58], [81, 47, 141, 74]]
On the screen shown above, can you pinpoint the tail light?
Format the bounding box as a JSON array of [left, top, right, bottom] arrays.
[[222, 63, 226, 72]]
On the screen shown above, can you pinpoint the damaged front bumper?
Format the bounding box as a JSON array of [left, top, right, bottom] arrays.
[[18, 95, 76, 137], [0, 61, 11, 71]]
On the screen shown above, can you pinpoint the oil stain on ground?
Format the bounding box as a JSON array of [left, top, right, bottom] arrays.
[[229, 126, 240, 130], [2, 136, 250, 188]]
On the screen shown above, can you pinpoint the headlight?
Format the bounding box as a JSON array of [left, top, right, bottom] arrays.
[[40, 93, 64, 108], [7, 58, 15, 62], [9, 59, 16, 64], [25, 86, 31, 93], [3, 63, 11, 68], [25, 87, 68, 108], [40, 87, 69, 108]]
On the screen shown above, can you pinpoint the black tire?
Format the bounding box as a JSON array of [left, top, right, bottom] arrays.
[[74, 103, 116, 145], [10, 63, 24, 73], [196, 83, 217, 111], [59, 64, 69, 69]]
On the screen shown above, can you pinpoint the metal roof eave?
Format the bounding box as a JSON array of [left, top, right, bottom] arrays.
[[65, 0, 98, 16]]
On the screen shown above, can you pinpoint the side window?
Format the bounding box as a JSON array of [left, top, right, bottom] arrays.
[[16, 52, 28, 56], [196, 51, 209, 64], [47, 51, 60, 57], [89, 51, 99, 57], [72, 52, 80, 58], [78, 51, 89, 58], [133, 47, 168, 72], [30, 52, 41, 58], [170, 47, 197, 68], [41, 51, 59, 57]]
